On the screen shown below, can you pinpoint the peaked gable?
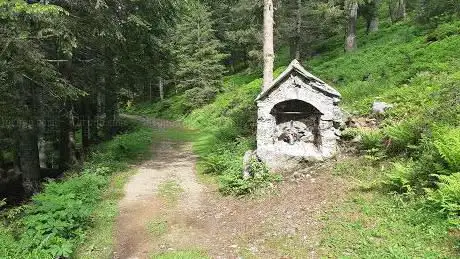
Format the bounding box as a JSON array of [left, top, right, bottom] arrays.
[[256, 60, 341, 101]]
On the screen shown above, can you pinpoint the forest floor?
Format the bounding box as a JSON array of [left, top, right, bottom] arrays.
[[113, 116, 349, 259]]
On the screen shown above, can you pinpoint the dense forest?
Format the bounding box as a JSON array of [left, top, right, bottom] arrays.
[[1, 0, 459, 258]]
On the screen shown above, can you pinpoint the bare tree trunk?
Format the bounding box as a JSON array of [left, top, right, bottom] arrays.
[[295, 0, 302, 61], [81, 97, 90, 159], [90, 96, 99, 144], [263, 0, 274, 90], [104, 50, 118, 140], [18, 78, 40, 196], [59, 104, 77, 170], [367, 0, 380, 33], [104, 74, 117, 140], [37, 118, 47, 168], [389, 0, 406, 22], [59, 58, 77, 170], [0, 151, 4, 169], [149, 81, 153, 101], [345, 2, 359, 52], [158, 77, 164, 101], [18, 121, 40, 196]]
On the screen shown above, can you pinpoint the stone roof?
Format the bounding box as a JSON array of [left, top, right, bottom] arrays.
[[256, 60, 341, 101]]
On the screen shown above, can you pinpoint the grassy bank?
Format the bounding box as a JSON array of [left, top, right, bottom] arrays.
[[0, 123, 154, 259], [128, 18, 460, 256]]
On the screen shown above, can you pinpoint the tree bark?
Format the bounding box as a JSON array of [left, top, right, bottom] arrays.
[[389, 0, 406, 22], [18, 77, 40, 196], [295, 0, 302, 61], [158, 77, 164, 101], [263, 0, 274, 91], [345, 2, 359, 52], [37, 118, 47, 168], [59, 104, 77, 170], [81, 97, 90, 159], [104, 59, 118, 140], [18, 120, 40, 196], [36, 87, 47, 168], [59, 58, 77, 170], [367, 0, 380, 33], [90, 96, 99, 144]]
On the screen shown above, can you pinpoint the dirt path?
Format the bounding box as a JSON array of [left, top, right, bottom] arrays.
[[114, 117, 348, 259]]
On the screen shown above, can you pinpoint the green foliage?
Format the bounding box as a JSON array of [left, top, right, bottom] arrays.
[[0, 125, 154, 258], [427, 173, 460, 227], [434, 127, 460, 172], [147, 218, 168, 237], [384, 161, 417, 194], [157, 180, 184, 206], [168, 0, 227, 110], [184, 87, 219, 109], [361, 130, 384, 151], [383, 119, 425, 156], [341, 128, 360, 141], [151, 249, 209, 259], [220, 159, 282, 196]]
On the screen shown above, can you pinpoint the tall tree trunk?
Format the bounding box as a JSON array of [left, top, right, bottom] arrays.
[[158, 77, 164, 101], [295, 0, 302, 61], [81, 97, 90, 159], [263, 0, 274, 91], [389, 0, 406, 22], [149, 81, 153, 101], [37, 118, 47, 168], [59, 104, 77, 170], [18, 77, 40, 196], [59, 58, 77, 170], [0, 150, 4, 169], [18, 121, 40, 196], [90, 96, 99, 144], [104, 59, 117, 140], [37, 88, 47, 168], [367, 0, 380, 33], [345, 2, 359, 52]]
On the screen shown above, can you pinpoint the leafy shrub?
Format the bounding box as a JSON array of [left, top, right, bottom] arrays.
[[434, 127, 460, 172], [341, 128, 360, 141], [219, 159, 282, 196], [427, 173, 460, 227], [427, 21, 460, 41], [361, 130, 384, 151], [184, 87, 218, 110], [384, 161, 417, 194], [383, 119, 425, 156]]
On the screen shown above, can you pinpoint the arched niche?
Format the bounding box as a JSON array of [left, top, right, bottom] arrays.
[[270, 99, 323, 147]]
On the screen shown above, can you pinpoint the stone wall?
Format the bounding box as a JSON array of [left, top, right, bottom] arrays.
[[256, 74, 342, 171]]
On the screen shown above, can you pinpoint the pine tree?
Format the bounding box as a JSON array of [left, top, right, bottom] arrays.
[[170, 1, 228, 108]]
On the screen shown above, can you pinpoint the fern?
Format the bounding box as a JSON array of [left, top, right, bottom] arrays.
[[427, 173, 460, 227], [384, 161, 416, 194], [434, 127, 460, 172], [384, 119, 424, 155]]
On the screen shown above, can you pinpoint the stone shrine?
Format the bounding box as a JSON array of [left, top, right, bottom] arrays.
[[256, 60, 342, 171]]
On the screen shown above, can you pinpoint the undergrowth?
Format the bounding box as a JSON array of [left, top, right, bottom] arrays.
[[130, 17, 460, 256], [0, 123, 153, 258]]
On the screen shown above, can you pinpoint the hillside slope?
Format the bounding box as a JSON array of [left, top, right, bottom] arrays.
[[129, 19, 460, 256]]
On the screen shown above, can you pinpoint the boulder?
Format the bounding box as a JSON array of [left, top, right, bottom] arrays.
[[242, 150, 257, 180]]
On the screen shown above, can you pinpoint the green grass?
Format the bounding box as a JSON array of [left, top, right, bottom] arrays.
[[75, 170, 137, 259], [157, 180, 184, 206], [147, 217, 169, 237], [150, 249, 209, 259], [320, 157, 457, 258]]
